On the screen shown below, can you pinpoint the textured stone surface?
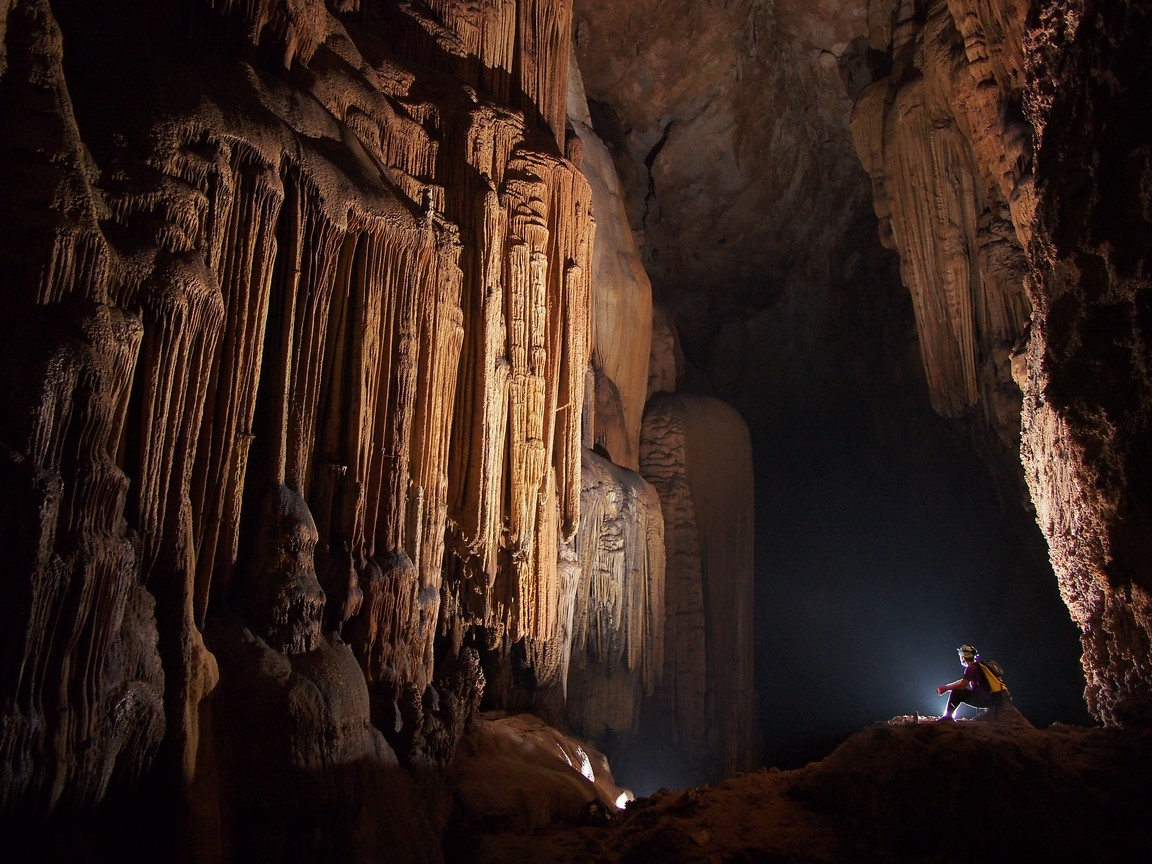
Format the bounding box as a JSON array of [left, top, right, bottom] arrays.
[[852, 0, 1152, 727], [1019, 0, 1152, 726], [565, 448, 665, 738], [573, 0, 874, 377], [4, 0, 1150, 860], [0, 1, 756, 858], [0, 0, 596, 844]]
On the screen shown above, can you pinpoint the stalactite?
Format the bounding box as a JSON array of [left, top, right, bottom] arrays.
[[448, 186, 512, 592], [850, 0, 1032, 443], [3, 0, 619, 837], [516, 0, 574, 147], [363, 0, 570, 147], [186, 145, 283, 609], [406, 217, 466, 680], [503, 161, 553, 576], [546, 164, 594, 541], [203, 0, 332, 68], [441, 136, 592, 661], [420, 0, 518, 73], [269, 167, 344, 496], [314, 210, 462, 696], [0, 0, 166, 815], [443, 107, 525, 614], [885, 77, 983, 416]]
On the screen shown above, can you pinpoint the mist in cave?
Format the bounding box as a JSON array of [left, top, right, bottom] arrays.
[[748, 254, 1090, 770]]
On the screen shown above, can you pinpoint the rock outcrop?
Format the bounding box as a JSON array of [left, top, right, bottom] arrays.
[[448, 711, 628, 844]]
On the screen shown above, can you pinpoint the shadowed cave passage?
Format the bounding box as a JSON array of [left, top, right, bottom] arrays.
[[607, 248, 1090, 791], [744, 243, 1088, 769], [753, 391, 1091, 769]]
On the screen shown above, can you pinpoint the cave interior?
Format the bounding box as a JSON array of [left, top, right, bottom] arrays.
[[1, 1, 1151, 862]]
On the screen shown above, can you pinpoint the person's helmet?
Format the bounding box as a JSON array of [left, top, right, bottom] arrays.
[[957, 644, 979, 660]]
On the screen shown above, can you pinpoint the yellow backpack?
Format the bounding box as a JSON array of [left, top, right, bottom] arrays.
[[979, 660, 1009, 695]]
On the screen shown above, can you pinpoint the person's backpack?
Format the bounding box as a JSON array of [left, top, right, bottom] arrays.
[[979, 659, 1009, 697]]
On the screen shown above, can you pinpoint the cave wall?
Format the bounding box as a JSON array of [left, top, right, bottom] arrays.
[[573, 0, 877, 376], [1020, 0, 1152, 725], [0, 0, 758, 854]]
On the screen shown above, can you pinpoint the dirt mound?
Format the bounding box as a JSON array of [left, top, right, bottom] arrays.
[[452, 719, 1152, 863]]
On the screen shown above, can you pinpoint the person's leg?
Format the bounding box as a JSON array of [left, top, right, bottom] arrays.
[[950, 689, 992, 718], [942, 689, 964, 719]]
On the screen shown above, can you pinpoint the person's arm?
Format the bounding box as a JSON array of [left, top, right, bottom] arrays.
[[936, 678, 965, 695]]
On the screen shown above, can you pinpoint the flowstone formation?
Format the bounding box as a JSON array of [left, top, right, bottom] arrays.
[[0, 0, 757, 858]]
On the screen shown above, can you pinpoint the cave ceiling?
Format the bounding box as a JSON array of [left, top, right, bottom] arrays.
[[573, 0, 878, 372]]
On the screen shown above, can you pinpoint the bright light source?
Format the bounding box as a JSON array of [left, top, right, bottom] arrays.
[[615, 789, 634, 810]]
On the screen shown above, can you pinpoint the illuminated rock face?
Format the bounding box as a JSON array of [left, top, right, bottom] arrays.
[[0, 0, 590, 830], [1020, 0, 1152, 726], [0, 0, 757, 851], [7, 0, 1149, 860]]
